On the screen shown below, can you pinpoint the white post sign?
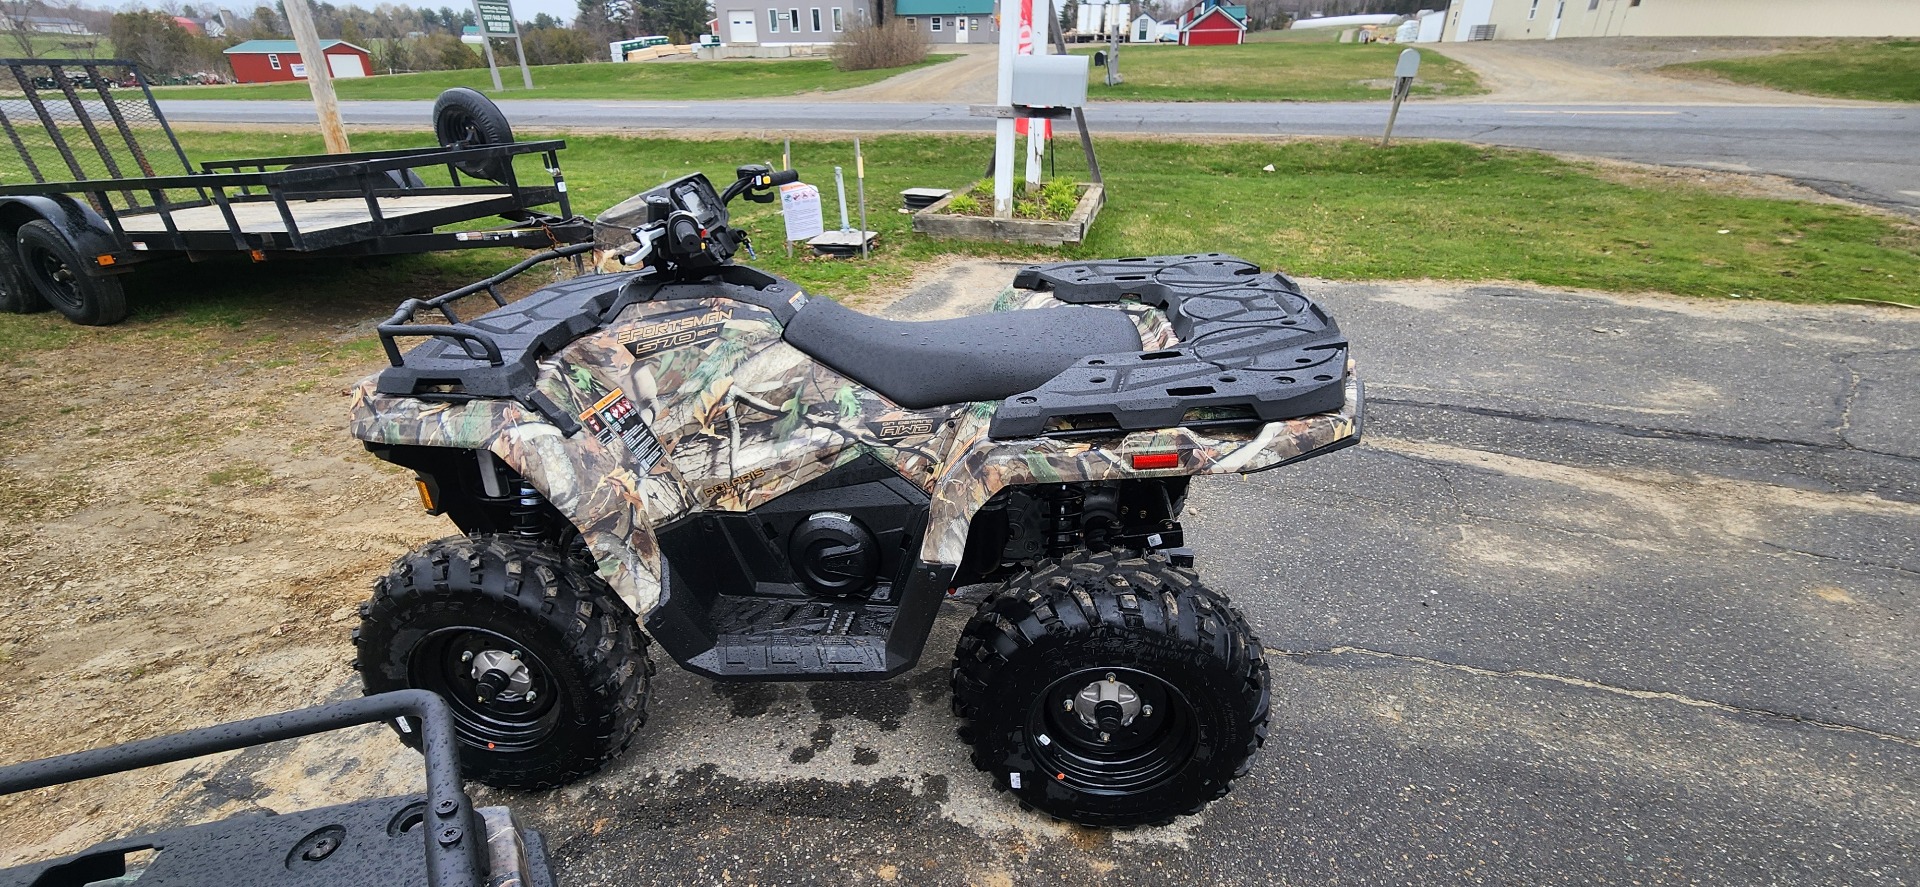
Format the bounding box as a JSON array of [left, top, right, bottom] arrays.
[[780, 182, 825, 241], [993, 0, 1021, 217], [1018, 0, 1049, 188]]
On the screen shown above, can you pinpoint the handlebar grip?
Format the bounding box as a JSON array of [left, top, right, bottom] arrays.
[[768, 169, 799, 186]]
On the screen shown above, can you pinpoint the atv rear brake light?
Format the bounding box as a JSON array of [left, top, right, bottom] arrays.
[[1131, 453, 1180, 470]]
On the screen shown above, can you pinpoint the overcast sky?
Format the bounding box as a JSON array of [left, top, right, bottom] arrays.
[[80, 0, 586, 28]]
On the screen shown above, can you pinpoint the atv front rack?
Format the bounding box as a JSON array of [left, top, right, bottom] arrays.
[[375, 241, 600, 434], [0, 690, 552, 887], [993, 255, 1352, 439]]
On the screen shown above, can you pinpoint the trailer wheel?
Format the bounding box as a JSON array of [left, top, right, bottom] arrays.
[[18, 220, 126, 326], [0, 242, 46, 314], [433, 88, 514, 183]]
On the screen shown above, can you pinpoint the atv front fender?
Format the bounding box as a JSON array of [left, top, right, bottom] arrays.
[[349, 382, 678, 617]]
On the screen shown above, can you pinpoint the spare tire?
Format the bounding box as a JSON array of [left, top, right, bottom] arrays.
[[432, 87, 514, 183]]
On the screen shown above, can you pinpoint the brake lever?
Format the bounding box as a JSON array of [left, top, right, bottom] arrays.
[[621, 224, 660, 268]]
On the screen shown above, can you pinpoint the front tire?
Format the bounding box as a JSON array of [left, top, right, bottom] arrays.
[[355, 534, 652, 790], [951, 548, 1270, 827]]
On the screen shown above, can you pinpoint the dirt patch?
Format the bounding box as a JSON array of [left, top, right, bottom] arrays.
[[0, 257, 997, 863], [820, 45, 998, 104], [1432, 36, 1898, 105]]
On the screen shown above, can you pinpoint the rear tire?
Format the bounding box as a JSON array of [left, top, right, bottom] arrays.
[[432, 87, 515, 182], [951, 548, 1270, 827], [18, 220, 126, 326], [354, 534, 652, 790], [0, 241, 46, 314]]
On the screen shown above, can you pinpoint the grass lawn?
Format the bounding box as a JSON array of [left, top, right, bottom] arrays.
[[1079, 42, 1481, 102], [1664, 40, 1920, 102], [4, 130, 1915, 361], [150, 55, 958, 101], [1245, 28, 1344, 43]]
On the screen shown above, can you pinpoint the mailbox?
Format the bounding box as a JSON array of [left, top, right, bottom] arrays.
[[1011, 54, 1090, 108]]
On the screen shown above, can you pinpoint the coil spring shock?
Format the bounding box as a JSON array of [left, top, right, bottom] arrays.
[[1041, 484, 1085, 557], [511, 479, 546, 539]]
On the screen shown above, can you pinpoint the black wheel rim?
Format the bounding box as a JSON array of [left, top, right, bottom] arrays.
[[409, 627, 561, 753], [440, 109, 477, 149], [26, 244, 82, 313], [1026, 667, 1200, 795]]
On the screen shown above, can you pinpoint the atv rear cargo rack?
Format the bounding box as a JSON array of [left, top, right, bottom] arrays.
[[991, 255, 1353, 439]]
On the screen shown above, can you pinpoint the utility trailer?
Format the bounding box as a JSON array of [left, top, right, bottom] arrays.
[[0, 59, 590, 325]]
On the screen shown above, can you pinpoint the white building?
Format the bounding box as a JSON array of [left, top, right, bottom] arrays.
[[1443, 0, 1920, 42]]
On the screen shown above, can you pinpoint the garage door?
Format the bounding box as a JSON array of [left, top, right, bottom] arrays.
[[328, 53, 367, 78]]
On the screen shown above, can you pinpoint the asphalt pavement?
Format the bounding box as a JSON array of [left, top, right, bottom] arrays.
[[116, 265, 1920, 885], [484, 269, 1918, 886], [158, 98, 1920, 215]]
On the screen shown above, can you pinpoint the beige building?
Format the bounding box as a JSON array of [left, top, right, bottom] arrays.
[[1442, 0, 1920, 42]]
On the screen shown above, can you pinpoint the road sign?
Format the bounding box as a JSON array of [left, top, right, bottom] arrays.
[[476, 0, 517, 36], [471, 0, 533, 91]]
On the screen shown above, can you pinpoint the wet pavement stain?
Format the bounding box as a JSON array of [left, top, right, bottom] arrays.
[[713, 681, 779, 717], [807, 681, 913, 730], [790, 722, 835, 764]]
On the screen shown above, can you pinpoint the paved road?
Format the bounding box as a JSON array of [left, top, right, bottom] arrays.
[[142, 268, 1917, 885], [161, 98, 1920, 214]]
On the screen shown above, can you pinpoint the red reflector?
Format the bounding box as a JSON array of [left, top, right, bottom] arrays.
[[1131, 453, 1180, 470]]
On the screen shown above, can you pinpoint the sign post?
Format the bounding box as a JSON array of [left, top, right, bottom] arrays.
[[1018, 0, 1049, 189], [281, 0, 348, 153], [1382, 48, 1419, 147], [992, 0, 1019, 217], [474, 0, 534, 91]]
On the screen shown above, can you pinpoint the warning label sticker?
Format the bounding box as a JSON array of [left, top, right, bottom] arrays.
[[580, 388, 663, 473]]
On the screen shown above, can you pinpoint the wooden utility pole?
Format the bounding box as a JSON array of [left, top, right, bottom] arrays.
[[282, 0, 350, 154]]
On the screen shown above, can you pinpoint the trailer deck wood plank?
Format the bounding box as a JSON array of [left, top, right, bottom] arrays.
[[114, 194, 504, 235]]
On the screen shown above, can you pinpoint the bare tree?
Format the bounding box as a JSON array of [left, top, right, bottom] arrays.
[[0, 0, 48, 58]]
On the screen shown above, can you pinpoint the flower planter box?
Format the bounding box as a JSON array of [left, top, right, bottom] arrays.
[[911, 181, 1105, 247]]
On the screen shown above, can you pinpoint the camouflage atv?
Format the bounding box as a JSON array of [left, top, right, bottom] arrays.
[[349, 164, 1361, 827]]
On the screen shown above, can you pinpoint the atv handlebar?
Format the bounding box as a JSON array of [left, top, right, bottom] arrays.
[[720, 166, 799, 205]]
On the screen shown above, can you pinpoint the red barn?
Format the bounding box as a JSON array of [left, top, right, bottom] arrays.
[[223, 40, 372, 84], [1179, 7, 1245, 45]]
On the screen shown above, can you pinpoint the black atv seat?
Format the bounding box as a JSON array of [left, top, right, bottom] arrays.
[[783, 297, 1143, 410]]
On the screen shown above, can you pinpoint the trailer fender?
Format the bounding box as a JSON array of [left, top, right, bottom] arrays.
[[0, 195, 120, 272]]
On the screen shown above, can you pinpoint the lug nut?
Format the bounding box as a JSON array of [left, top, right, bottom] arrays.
[[460, 651, 474, 663], [1063, 699, 1075, 712], [1142, 704, 1153, 717], [526, 690, 538, 702], [1098, 731, 1111, 743]]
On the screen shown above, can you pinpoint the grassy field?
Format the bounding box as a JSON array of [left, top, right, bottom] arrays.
[[3, 129, 1915, 361], [1245, 28, 1344, 43], [1080, 41, 1481, 102], [0, 33, 113, 59], [151, 55, 957, 101], [1665, 40, 1920, 102]]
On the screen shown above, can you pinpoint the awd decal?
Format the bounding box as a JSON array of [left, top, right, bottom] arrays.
[[616, 306, 733, 358], [580, 389, 664, 472], [867, 413, 938, 442]]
